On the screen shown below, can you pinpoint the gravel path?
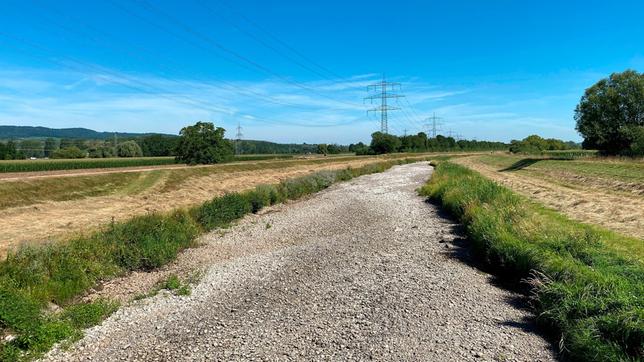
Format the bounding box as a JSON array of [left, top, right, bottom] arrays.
[[44, 162, 556, 361]]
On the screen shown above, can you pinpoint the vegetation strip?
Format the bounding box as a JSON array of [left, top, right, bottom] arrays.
[[0, 158, 423, 360], [420, 161, 643, 361]]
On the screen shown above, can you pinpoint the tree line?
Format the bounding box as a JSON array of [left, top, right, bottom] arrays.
[[346, 132, 508, 155]]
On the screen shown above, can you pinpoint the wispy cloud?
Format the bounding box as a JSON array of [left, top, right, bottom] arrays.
[[0, 66, 586, 143]]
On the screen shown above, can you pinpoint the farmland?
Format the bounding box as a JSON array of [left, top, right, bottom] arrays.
[[0, 154, 297, 173], [0, 153, 436, 255], [454, 154, 644, 242]]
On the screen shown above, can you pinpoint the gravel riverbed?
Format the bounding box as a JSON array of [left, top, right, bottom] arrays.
[[44, 162, 556, 361]]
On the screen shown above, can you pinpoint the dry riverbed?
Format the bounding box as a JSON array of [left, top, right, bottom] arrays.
[[44, 163, 556, 361]]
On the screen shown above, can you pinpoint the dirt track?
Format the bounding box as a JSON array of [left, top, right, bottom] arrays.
[[44, 163, 556, 361]]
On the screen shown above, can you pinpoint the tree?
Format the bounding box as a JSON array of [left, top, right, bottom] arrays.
[[0, 141, 23, 160], [575, 70, 644, 155], [18, 139, 44, 158], [370, 132, 401, 154], [316, 144, 329, 155], [117, 140, 143, 157], [44, 138, 58, 158], [52, 146, 85, 159], [175, 121, 233, 165], [139, 135, 179, 157]]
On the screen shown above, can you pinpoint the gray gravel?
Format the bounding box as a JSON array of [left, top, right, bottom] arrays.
[[44, 162, 557, 361]]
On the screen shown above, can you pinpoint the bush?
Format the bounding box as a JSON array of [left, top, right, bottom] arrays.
[[116, 141, 143, 158], [106, 211, 199, 271], [194, 193, 252, 230]]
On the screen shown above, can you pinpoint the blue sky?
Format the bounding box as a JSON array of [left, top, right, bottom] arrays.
[[0, 0, 642, 144]]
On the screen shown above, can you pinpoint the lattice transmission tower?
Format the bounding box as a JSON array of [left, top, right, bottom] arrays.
[[364, 75, 404, 134], [235, 122, 243, 155]]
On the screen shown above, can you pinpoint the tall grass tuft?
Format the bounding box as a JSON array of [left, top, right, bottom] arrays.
[[421, 161, 643, 361]]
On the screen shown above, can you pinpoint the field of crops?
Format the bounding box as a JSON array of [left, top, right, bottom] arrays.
[[0, 154, 302, 173], [0, 157, 177, 173]]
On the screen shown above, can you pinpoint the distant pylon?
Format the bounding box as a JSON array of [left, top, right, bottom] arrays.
[[364, 75, 404, 134], [235, 122, 243, 155], [424, 112, 443, 138]]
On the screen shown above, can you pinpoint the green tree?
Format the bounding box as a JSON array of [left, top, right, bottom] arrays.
[[52, 146, 85, 159], [139, 135, 179, 156], [0, 141, 23, 160], [316, 144, 329, 155], [575, 70, 644, 155], [175, 121, 233, 165], [44, 138, 58, 158], [117, 140, 143, 157], [18, 139, 44, 158], [370, 132, 401, 154]]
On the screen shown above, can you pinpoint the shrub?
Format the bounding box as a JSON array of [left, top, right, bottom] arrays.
[[116, 141, 143, 157], [195, 193, 252, 230], [106, 211, 199, 271]]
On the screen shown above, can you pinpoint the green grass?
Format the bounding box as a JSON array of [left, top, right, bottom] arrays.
[[0, 157, 425, 360], [421, 162, 643, 361], [158, 275, 191, 296], [0, 157, 177, 173]]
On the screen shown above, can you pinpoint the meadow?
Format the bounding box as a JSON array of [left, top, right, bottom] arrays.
[[455, 154, 644, 241]]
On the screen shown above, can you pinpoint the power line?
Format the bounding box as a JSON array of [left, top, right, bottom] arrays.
[[214, 0, 345, 80], [31, 0, 330, 112], [132, 0, 362, 108], [364, 75, 404, 134], [0, 32, 354, 129], [194, 0, 336, 81]]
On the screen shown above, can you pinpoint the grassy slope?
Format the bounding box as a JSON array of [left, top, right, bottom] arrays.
[[0, 158, 423, 360], [477, 155, 644, 184], [421, 162, 643, 361]]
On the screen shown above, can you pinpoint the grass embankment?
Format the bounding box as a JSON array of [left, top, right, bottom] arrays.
[[421, 162, 643, 361], [477, 154, 644, 185], [0, 158, 421, 360]]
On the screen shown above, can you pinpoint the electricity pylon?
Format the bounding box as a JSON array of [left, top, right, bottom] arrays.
[[424, 112, 443, 138], [364, 75, 404, 134], [235, 122, 243, 155]]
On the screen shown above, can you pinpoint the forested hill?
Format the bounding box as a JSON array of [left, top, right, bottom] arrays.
[[0, 125, 170, 139]]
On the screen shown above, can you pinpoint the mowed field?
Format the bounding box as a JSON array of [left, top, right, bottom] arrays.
[[455, 154, 644, 244], [0, 153, 436, 254]]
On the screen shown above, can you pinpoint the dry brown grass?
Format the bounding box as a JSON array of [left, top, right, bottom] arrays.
[[455, 155, 644, 240]]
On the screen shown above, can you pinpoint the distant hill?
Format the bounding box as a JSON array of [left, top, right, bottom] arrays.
[[0, 125, 173, 139]]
